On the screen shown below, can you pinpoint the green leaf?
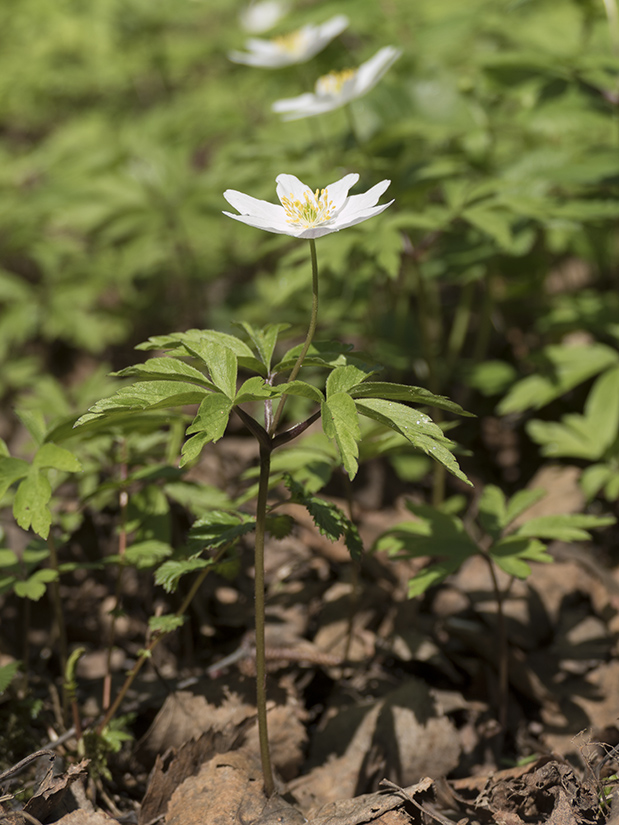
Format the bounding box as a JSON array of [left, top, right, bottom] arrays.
[[148, 614, 185, 634], [274, 340, 356, 372], [489, 537, 552, 579], [478, 485, 507, 539], [463, 205, 513, 250], [504, 488, 547, 527], [285, 475, 363, 559], [186, 393, 233, 443], [0, 549, 19, 568], [349, 382, 474, 416], [514, 513, 615, 542], [580, 464, 613, 502], [188, 510, 256, 549], [272, 380, 324, 404], [321, 393, 361, 479], [162, 330, 262, 378], [326, 366, 375, 397], [0, 457, 30, 500], [16, 409, 47, 446], [180, 433, 211, 467], [14, 568, 58, 601], [235, 376, 276, 404], [0, 661, 21, 694], [155, 557, 212, 593], [75, 381, 209, 425], [34, 444, 82, 473], [375, 501, 477, 560], [14, 471, 53, 539], [498, 344, 619, 414], [265, 514, 294, 540], [354, 398, 471, 485], [121, 540, 173, 569], [233, 321, 290, 370], [528, 366, 619, 461], [113, 357, 214, 388]]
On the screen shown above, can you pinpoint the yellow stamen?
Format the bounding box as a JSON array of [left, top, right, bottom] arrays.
[[273, 29, 306, 54], [281, 187, 335, 227], [315, 68, 357, 96]]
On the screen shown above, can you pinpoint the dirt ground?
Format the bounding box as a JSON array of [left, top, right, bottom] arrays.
[[2, 432, 619, 825]]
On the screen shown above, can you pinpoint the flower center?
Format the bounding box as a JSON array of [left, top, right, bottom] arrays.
[[273, 29, 307, 55], [281, 188, 335, 228], [315, 68, 357, 97]]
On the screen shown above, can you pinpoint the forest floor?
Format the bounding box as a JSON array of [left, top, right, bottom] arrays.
[[1, 430, 619, 825]]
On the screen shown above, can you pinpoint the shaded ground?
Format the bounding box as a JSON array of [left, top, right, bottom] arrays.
[[2, 433, 619, 825]]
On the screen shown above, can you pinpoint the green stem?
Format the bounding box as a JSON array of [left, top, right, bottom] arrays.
[[254, 445, 275, 797], [270, 238, 319, 434], [47, 531, 68, 722]]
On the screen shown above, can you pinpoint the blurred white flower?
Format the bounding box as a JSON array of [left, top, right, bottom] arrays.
[[272, 45, 401, 120], [223, 173, 393, 239], [229, 14, 349, 68], [239, 0, 289, 35]]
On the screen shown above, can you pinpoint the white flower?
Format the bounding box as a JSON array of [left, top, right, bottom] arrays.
[[229, 14, 349, 68], [272, 45, 401, 120], [239, 0, 289, 34], [223, 173, 393, 239]]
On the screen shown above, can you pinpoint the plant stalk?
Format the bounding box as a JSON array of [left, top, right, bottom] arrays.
[[254, 444, 275, 797], [270, 238, 319, 434]]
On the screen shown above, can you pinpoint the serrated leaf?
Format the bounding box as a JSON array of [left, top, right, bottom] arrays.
[[265, 514, 294, 539], [463, 205, 513, 249], [0, 661, 21, 694], [326, 366, 375, 397], [274, 340, 355, 372], [16, 409, 46, 446], [490, 537, 552, 579], [188, 510, 256, 550], [186, 393, 233, 443], [284, 475, 363, 559], [233, 321, 290, 370], [34, 444, 82, 473], [272, 380, 324, 404], [75, 381, 209, 425], [155, 557, 212, 593], [0, 457, 30, 500], [14, 568, 58, 601], [498, 344, 619, 414], [374, 501, 477, 560], [113, 357, 214, 388], [504, 488, 547, 527], [354, 398, 471, 485], [180, 432, 211, 467], [515, 513, 615, 542], [169, 330, 263, 378], [14, 472, 52, 539], [478, 485, 507, 539], [321, 393, 360, 479], [148, 614, 185, 634], [349, 382, 473, 416], [121, 540, 173, 569], [235, 376, 276, 404]]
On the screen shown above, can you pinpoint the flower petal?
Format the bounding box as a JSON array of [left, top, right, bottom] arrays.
[[323, 173, 359, 211], [355, 46, 401, 96], [223, 189, 285, 223], [332, 200, 394, 231], [275, 174, 312, 204], [223, 211, 293, 235], [337, 179, 391, 218]]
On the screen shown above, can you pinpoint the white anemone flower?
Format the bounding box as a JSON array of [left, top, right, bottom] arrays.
[[223, 173, 393, 239], [229, 14, 349, 68], [239, 1, 289, 34], [272, 45, 401, 120]]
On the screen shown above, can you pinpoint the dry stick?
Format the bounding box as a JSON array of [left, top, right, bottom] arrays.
[[96, 545, 227, 735]]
